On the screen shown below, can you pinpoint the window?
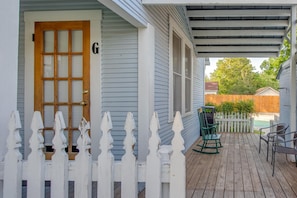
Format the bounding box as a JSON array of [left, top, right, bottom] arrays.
[[185, 45, 192, 113], [169, 17, 193, 120], [173, 32, 182, 113]]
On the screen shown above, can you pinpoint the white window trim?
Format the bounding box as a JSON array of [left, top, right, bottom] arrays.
[[24, 10, 102, 159], [169, 16, 193, 122]]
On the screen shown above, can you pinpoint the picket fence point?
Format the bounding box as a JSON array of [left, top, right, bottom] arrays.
[[2, 110, 186, 198]]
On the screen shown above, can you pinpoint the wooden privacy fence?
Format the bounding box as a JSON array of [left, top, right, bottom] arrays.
[[205, 94, 279, 113], [215, 112, 254, 133], [0, 110, 185, 198]]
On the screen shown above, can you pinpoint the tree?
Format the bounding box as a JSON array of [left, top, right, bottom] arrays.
[[210, 58, 259, 94], [260, 38, 290, 77], [209, 35, 293, 94]]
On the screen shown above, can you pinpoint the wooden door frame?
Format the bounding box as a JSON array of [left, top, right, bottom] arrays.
[[24, 10, 102, 160]]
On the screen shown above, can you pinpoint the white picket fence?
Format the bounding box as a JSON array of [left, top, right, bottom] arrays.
[[0, 110, 185, 198], [215, 112, 254, 133]]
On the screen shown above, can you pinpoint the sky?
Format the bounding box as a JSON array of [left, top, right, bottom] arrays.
[[205, 57, 268, 77]]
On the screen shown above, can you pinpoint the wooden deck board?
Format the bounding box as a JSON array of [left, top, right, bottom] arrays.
[[186, 132, 297, 198], [125, 132, 297, 198]]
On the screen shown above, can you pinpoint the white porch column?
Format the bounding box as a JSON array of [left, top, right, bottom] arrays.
[[289, 5, 297, 160], [0, 0, 20, 162], [138, 24, 155, 161]]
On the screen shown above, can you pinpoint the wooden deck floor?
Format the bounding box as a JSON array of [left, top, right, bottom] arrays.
[[186, 133, 297, 198]]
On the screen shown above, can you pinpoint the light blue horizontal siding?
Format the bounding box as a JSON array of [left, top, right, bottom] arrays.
[[182, 58, 205, 149], [101, 9, 138, 160], [19, 0, 138, 160], [112, 0, 148, 26], [145, 6, 172, 143], [18, 0, 205, 159], [144, 5, 202, 150]]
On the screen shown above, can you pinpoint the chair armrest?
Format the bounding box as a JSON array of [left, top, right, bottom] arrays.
[[274, 133, 297, 144], [267, 131, 279, 138], [208, 123, 219, 127], [259, 123, 279, 131], [201, 125, 216, 130], [281, 131, 297, 136]]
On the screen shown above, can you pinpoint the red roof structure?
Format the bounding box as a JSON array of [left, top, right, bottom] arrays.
[[205, 82, 218, 94]]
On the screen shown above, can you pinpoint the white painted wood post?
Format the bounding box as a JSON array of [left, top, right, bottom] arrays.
[[98, 112, 114, 198], [121, 112, 137, 198], [3, 111, 22, 198], [27, 111, 45, 198], [0, 180, 2, 198], [289, 5, 297, 162], [159, 145, 172, 198], [145, 112, 161, 198], [75, 118, 92, 198], [51, 111, 68, 198], [170, 111, 185, 198]]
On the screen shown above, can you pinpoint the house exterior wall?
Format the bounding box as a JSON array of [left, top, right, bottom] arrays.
[[18, 0, 204, 160], [255, 88, 279, 96], [185, 58, 205, 149], [0, 0, 20, 161], [256, 90, 279, 96], [19, 1, 138, 160], [205, 90, 218, 95], [278, 61, 292, 128], [101, 9, 138, 159], [143, 5, 202, 150]]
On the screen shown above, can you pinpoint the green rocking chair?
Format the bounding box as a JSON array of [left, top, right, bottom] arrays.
[[193, 107, 222, 154]]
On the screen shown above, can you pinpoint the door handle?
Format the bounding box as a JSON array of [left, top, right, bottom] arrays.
[[80, 101, 88, 106], [83, 90, 89, 94]]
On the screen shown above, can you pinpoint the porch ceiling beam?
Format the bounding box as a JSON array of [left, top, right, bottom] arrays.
[[189, 20, 288, 28], [187, 9, 291, 17], [194, 38, 283, 45], [196, 46, 280, 52], [143, 0, 297, 5], [192, 29, 285, 37], [196, 52, 278, 57]]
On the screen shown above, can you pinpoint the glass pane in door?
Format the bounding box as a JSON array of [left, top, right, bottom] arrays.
[[58, 30, 68, 52], [72, 30, 82, 52], [44, 31, 54, 53], [72, 56, 83, 77], [58, 55, 68, 77]]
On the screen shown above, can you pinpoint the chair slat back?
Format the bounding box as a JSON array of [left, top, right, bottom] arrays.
[[197, 108, 212, 137]]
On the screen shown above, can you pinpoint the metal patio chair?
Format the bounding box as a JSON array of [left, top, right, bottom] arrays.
[[193, 108, 222, 154], [259, 123, 289, 161], [272, 131, 297, 176]]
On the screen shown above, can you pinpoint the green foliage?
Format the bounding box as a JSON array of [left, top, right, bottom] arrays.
[[260, 38, 290, 77], [208, 55, 289, 94], [205, 102, 215, 106], [210, 58, 260, 94], [215, 100, 254, 114], [235, 100, 254, 114], [205, 75, 211, 82], [216, 102, 234, 113], [208, 31, 295, 94]]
